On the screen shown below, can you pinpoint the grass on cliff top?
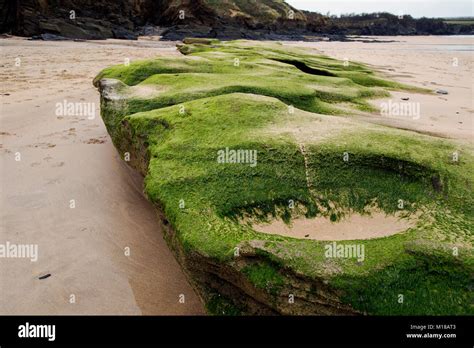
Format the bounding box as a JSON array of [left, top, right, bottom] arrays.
[[96, 40, 473, 315], [205, 0, 306, 22]]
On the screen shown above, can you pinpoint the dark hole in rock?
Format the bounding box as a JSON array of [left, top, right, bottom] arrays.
[[431, 175, 443, 193], [272, 59, 336, 77]]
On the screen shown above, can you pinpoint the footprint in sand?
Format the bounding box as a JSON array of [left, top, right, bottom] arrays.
[[45, 177, 62, 185], [51, 161, 65, 167], [84, 138, 106, 144], [0, 131, 16, 136], [29, 142, 56, 149], [30, 162, 41, 167]]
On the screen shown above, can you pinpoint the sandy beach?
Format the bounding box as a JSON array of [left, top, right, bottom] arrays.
[[0, 35, 472, 314], [0, 37, 204, 315]]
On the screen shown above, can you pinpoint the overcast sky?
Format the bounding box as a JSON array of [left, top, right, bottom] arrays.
[[286, 0, 473, 18]]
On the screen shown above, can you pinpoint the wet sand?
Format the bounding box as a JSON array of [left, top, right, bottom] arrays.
[[253, 212, 416, 241], [0, 37, 204, 314]]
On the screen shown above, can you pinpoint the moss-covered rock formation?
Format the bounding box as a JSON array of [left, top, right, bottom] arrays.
[[94, 40, 473, 315]]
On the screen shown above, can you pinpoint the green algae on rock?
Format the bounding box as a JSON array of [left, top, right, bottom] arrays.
[[94, 40, 473, 315]]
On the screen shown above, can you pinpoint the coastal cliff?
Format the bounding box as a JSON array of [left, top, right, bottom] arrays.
[[2, 0, 472, 40]]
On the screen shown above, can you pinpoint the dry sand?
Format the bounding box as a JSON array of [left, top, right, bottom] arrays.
[[0, 37, 204, 314]]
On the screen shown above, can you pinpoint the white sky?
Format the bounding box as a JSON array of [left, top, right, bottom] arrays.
[[285, 0, 474, 18]]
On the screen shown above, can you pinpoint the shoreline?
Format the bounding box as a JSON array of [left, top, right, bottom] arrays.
[[4, 33, 474, 44]]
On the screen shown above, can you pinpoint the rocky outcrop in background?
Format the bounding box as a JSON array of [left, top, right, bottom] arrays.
[[1, 0, 324, 40], [1, 1, 472, 40], [3, 0, 154, 39], [325, 12, 474, 36]]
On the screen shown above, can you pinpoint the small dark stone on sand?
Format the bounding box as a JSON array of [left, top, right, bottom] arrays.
[[39, 273, 51, 280], [401, 97, 409, 101], [436, 89, 448, 95], [305, 234, 309, 238]]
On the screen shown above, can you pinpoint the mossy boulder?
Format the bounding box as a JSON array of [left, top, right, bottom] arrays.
[[95, 40, 473, 315]]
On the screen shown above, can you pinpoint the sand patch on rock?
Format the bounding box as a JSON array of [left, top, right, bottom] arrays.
[[253, 211, 416, 241]]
